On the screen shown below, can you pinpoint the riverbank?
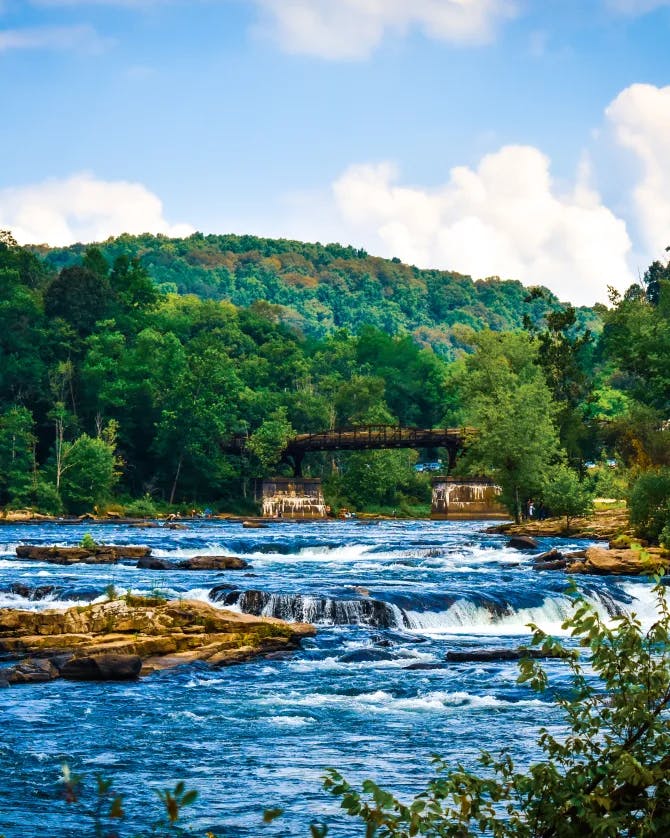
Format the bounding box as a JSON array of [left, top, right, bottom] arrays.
[[487, 507, 631, 541]]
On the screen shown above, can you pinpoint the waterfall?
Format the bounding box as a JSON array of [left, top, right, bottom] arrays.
[[211, 588, 409, 628]]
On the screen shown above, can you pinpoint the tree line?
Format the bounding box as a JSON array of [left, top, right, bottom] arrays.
[[1, 229, 670, 538]]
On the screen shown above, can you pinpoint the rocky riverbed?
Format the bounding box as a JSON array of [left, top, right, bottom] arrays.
[[0, 596, 315, 685]]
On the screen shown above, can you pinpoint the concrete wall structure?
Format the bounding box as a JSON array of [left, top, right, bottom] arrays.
[[431, 476, 508, 520], [262, 477, 328, 519]]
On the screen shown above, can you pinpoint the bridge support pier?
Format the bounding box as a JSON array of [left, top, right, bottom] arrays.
[[262, 477, 328, 519], [431, 477, 507, 520]]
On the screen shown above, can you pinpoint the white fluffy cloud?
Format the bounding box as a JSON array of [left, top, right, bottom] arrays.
[[332, 146, 634, 305], [0, 173, 195, 246], [606, 83, 670, 256], [253, 0, 517, 60]]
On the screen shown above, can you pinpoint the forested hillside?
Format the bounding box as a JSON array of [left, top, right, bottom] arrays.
[[36, 233, 600, 357]]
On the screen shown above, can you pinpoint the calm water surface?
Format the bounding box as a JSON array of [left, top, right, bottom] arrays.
[[0, 519, 658, 836]]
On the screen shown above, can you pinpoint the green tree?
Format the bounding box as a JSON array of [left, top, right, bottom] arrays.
[[59, 427, 121, 513], [459, 331, 561, 522], [525, 300, 594, 462], [44, 266, 113, 337], [247, 407, 294, 473], [0, 405, 36, 507], [542, 463, 594, 531], [320, 579, 670, 837], [628, 469, 670, 543]]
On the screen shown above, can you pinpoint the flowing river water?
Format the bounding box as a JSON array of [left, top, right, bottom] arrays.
[[0, 519, 659, 836]]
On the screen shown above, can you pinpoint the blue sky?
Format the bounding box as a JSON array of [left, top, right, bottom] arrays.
[[2, 0, 670, 304]]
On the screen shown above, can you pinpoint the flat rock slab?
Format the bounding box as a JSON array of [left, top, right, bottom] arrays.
[[136, 556, 249, 571], [568, 546, 669, 576], [16, 545, 151, 565], [179, 556, 249, 570], [0, 597, 315, 685]]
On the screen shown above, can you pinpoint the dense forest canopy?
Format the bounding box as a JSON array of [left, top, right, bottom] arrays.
[[1, 228, 669, 534], [35, 233, 600, 358]]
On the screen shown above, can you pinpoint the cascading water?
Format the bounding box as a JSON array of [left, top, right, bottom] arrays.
[[0, 518, 661, 838]]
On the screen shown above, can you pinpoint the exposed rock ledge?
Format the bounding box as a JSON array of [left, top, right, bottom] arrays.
[[488, 508, 631, 541], [0, 597, 315, 685], [532, 546, 669, 576], [16, 545, 151, 565]]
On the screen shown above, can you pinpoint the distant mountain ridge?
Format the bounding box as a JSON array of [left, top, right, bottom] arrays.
[[36, 232, 600, 356]]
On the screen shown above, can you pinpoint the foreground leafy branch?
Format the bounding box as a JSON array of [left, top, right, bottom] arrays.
[[320, 577, 670, 837]]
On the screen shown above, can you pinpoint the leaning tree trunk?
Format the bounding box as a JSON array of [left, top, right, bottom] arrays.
[[169, 451, 184, 506]]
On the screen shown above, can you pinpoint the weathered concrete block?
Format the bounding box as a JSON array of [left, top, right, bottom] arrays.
[[431, 476, 507, 520]]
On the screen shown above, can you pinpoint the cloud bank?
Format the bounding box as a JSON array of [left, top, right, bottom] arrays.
[[332, 146, 634, 306], [606, 83, 670, 257], [0, 173, 194, 246], [253, 0, 517, 59]]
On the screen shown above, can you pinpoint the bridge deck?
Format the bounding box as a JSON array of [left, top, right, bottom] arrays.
[[222, 425, 474, 476], [286, 425, 472, 453]]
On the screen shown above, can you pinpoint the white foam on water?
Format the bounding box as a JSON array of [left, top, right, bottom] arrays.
[[288, 648, 437, 673], [268, 715, 314, 727], [153, 543, 233, 559], [250, 543, 374, 564], [0, 593, 93, 611], [619, 581, 664, 628], [258, 689, 546, 714], [403, 595, 572, 637]]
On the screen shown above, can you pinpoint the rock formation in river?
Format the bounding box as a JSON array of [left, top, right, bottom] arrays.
[[0, 597, 315, 685], [15, 545, 151, 565]]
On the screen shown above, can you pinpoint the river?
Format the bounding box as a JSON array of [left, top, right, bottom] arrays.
[[0, 519, 659, 836]]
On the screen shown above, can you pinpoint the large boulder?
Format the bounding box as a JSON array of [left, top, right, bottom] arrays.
[[59, 654, 142, 681], [179, 556, 249, 570]]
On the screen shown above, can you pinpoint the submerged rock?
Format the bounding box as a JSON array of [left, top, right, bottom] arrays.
[[0, 597, 315, 684], [242, 521, 268, 529], [7, 583, 59, 600], [339, 648, 398, 663], [445, 648, 562, 663], [507, 535, 538, 551]]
